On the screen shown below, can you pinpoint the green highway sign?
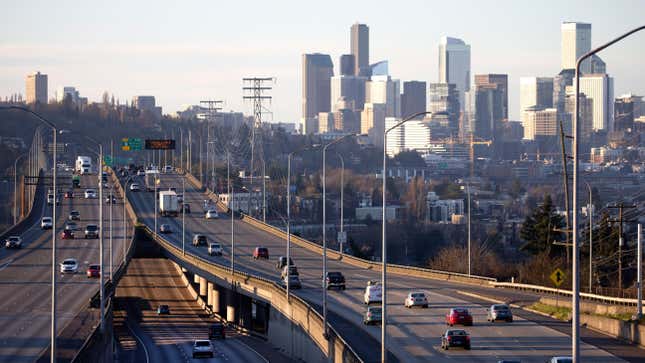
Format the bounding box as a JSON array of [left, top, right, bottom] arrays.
[[121, 137, 143, 151], [103, 155, 113, 167]]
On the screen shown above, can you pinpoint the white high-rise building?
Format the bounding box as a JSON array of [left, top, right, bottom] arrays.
[[519, 77, 554, 131], [561, 22, 592, 73], [579, 74, 614, 131], [25, 71, 48, 104], [404, 119, 432, 152], [522, 107, 558, 140], [438, 36, 471, 110], [385, 117, 404, 156], [365, 75, 400, 117]]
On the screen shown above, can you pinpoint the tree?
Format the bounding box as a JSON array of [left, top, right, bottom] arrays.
[[519, 194, 565, 256], [403, 176, 427, 221]]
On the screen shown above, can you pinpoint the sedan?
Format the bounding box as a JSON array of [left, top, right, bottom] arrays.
[[68, 210, 81, 221], [363, 306, 382, 325], [65, 222, 79, 231], [487, 304, 513, 323], [159, 224, 172, 234], [205, 209, 219, 219], [441, 329, 471, 350], [192, 340, 214, 359], [61, 229, 74, 239], [60, 258, 78, 273], [405, 291, 429, 308], [86, 264, 100, 278], [84, 189, 97, 199], [129, 183, 141, 192], [446, 308, 473, 326], [85, 224, 99, 239], [64, 191, 74, 199], [41, 217, 53, 229], [5, 236, 22, 249]]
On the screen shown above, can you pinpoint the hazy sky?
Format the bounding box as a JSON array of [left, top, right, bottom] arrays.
[[2, 0, 644, 122]]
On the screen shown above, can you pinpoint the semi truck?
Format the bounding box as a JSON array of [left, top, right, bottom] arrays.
[[159, 190, 179, 217], [75, 156, 92, 175]]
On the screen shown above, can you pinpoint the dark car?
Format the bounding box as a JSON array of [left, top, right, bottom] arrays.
[[441, 329, 471, 350], [276, 256, 294, 270], [192, 234, 207, 246], [64, 191, 74, 199], [61, 229, 74, 239], [182, 203, 191, 213], [208, 322, 226, 340], [157, 305, 170, 315], [253, 247, 269, 260], [325, 271, 346, 290], [86, 264, 100, 278], [85, 224, 99, 239], [68, 210, 81, 221], [446, 308, 473, 326]]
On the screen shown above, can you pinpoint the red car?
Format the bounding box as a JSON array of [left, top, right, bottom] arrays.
[[253, 247, 269, 260], [446, 308, 473, 326], [86, 264, 100, 278], [64, 191, 74, 199], [61, 229, 74, 239]]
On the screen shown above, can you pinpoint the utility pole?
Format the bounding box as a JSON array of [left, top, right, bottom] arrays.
[[243, 77, 273, 217], [559, 119, 573, 264], [609, 203, 636, 291], [637, 224, 642, 319]]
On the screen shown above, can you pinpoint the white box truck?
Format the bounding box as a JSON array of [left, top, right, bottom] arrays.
[[159, 190, 179, 217], [75, 156, 92, 175]]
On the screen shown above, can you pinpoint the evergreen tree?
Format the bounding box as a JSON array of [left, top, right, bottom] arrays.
[[520, 194, 565, 256]]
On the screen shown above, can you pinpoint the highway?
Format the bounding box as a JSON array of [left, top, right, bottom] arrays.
[[114, 257, 290, 363], [0, 173, 132, 362], [126, 172, 640, 363]]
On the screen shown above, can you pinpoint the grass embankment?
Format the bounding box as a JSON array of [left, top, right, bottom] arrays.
[[529, 302, 644, 323]]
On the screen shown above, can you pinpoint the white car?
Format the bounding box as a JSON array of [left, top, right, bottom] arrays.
[[129, 183, 141, 192], [41, 217, 53, 229], [404, 291, 429, 308], [137, 170, 145, 176], [548, 358, 573, 363], [363, 281, 382, 305], [5, 236, 22, 249], [84, 189, 97, 199], [192, 340, 214, 358], [205, 209, 219, 219], [208, 243, 223, 256], [60, 258, 78, 273]]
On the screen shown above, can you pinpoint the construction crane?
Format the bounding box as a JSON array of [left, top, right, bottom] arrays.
[[469, 134, 492, 180]]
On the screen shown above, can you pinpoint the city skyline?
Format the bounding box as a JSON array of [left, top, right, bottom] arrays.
[[2, 0, 645, 122]]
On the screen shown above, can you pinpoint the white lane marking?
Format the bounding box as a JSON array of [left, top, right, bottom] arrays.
[[0, 259, 14, 272], [232, 338, 269, 363], [126, 322, 150, 363]]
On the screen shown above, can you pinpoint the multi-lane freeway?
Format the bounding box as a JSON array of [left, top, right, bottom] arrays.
[[126, 172, 644, 363], [0, 174, 131, 362]]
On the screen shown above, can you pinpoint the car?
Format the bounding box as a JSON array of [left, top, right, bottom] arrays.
[[68, 210, 81, 220], [192, 234, 207, 246], [64, 191, 74, 199], [47, 193, 60, 205], [253, 247, 269, 259], [282, 274, 301, 289], [209, 322, 226, 340], [177, 193, 184, 203], [182, 203, 191, 213], [84, 189, 97, 199], [41, 217, 53, 229], [276, 256, 294, 270], [60, 258, 78, 273], [405, 291, 429, 308], [192, 340, 214, 359], [208, 243, 223, 256], [157, 304, 170, 315], [163, 165, 173, 173], [137, 170, 145, 176], [363, 306, 382, 325], [547, 357, 573, 363], [129, 183, 141, 192], [364, 281, 382, 305], [281, 265, 299, 279], [487, 304, 513, 322], [61, 229, 74, 239], [5, 236, 22, 249], [85, 224, 99, 239], [441, 329, 471, 350], [105, 195, 117, 204], [159, 224, 172, 233], [65, 222, 78, 231], [205, 209, 219, 219], [446, 308, 473, 326], [325, 271, 346, 290], [86, 264, 100, 278], [168, 187, 177, 193]]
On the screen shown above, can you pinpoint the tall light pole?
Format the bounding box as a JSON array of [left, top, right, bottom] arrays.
[[86, 136, 105, 333], [467, 183, 471, 276], [286, 152, 294, 302], [336, 153, 345, 258], [123, 176, 133, 265], [584, 181, 593, 293], [382, 111, 431, 362], [573, 25, 645, 362], [182, 175, 186, 256], [13, 153, 27, 224], [109, 184, 114, 280], [0, 106, 58, 363], [322, 133, 354, 338], [227, 151, 235, 275]]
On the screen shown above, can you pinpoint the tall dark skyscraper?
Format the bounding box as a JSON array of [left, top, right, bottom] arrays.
[[401, 81, 426, 119], [351, 23, 369, 77], [339, 54, 355, 76], [474, 74, 508, 120], [302, 53, 334, 134], [473, 85, 504, 141]]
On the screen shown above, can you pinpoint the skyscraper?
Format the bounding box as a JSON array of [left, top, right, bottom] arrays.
[[401, 81, 426, 119], [561, 22, 592, 73], [25, 71, 47, 104], [302, 53, 334, 134], [614, 94, 642, 131], [472, 85, 504, 141], [438, 36, 471, 110], [519, 77, 554, 132], [365, 75, 400, 118], [361, 103, 386, 146], [579, 74, 614, 131], [339, 54, 355, 76], [351, 23, 369, 77], [331, 74, 366, 112], [474, 74, 508, 120], [522, 107, 558, 141], [428, 83, 460, 131]]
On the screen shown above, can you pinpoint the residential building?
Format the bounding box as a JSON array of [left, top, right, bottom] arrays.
[[339, 54, 355, 76], [401, 81, 426, 119], [365, 75, 400, 118], [579, 74, 614, 131], [522, 107, 558, 140], [361, 103, 386, 146], [438, 36, 471, 110], [403, 118, 432, 151], [351, 23, 369, 77], [25, 71, 47, 104], [356, 206, 402, 221], [302, 53, 334, 134], [428, 83, 460, 130], [519, 77, 554, 132], [385, 117, 404, 156], [474, 74, 508, 120]]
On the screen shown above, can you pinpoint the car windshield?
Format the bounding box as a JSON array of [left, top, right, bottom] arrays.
[[453, 308, 468, 314], [86, 225, 98, 231], [63, 260, 75, 265], [494, 305, 509, 311], [212, 244, 221, 248], [195, 341, 210, 347], [412, 293, 425, 298], [42, 218, 52, 222], [89, 265, 99, 270]]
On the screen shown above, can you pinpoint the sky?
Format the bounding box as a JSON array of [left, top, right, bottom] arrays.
[[1, 0, 645, 122]]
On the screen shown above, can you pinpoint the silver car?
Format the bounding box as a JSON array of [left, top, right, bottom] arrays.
[[60, 258, 78, 273], [486, 304, 513, 322], [192, 340, 214, 358]]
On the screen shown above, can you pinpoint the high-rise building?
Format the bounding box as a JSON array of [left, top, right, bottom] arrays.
[[403, 118, 432, 152], [318, 112, 335, 134], [579, 74, 614, 131], [438, 36, 471, 110], [385, 117, 404, 156], [553, 69, 575, 114], [565, 90, 593, 138], [401, 81, 426, 119], [369, 61, 388, 77], [302, 53, 334, 134], [351, 23, 369, 77], [428, 83, 460, 131], [365, 75, 400, 118], [472, 85, 504, 141], [561, 22, 592, 73], [519, 77, 554, 131], [330, 74, 366, 112], [56, 86, 80, 104], [361, 103, 386, 146], [474, 74, 508, 120], [614, 94, 643, 131], [339, 54, 355, 76], [334, 108, 361, 134], [522, 107, 558, 140], [25, 71, 47, 104]]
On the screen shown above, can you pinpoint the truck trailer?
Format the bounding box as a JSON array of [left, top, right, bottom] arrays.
[[159, 190, 179, 217]]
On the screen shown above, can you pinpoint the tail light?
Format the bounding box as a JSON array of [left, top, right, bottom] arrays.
[[447, 336, 452, 342], [466, 336, 470, 341]]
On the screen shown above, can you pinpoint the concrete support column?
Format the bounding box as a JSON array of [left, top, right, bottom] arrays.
[[193, 273, 200, 284], [239, 294, 252, 331], [199, 276, 207, 297], [226, 289, 236, 324], [211, 286, 221, 314], [207, 282, 214, 306]]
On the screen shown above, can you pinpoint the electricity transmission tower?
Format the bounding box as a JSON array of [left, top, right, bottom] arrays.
[[200, 100, 223, 188]]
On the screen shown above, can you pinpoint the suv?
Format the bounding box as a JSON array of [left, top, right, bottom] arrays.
[[192, 234, 207, 246], [364, 281, 382, 305], [486, 304, 513, 322], [276, 256, 294, 270], [325, 272, 346, 290], [84, 189, 97, 199], [5, 236, 22, 249], [85, 224, 99, 239], [192, 340, 214, 358], [41, 217, 53, 229], [208, 243, 223, 256], [253, 247, 269, 259]]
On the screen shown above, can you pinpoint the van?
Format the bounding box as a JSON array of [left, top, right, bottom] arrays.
[[363, 281, 382, 305]]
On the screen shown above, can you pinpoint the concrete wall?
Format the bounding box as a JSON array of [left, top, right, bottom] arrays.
[[540, 296, 644, 316]]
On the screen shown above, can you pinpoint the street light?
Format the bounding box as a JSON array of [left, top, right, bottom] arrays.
[[336, 153, 345, 258], [584, 181, 593, 293], [182, 174, 186, 256], [123, 176, 134, 265], [0, 106, 58, 363], [13, 153, 27, 224], [382, 111, 431, 362], [573, 25, 645, 362]]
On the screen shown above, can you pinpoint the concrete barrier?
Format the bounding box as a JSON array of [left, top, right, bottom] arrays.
[[580, 314, 644, 348]]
